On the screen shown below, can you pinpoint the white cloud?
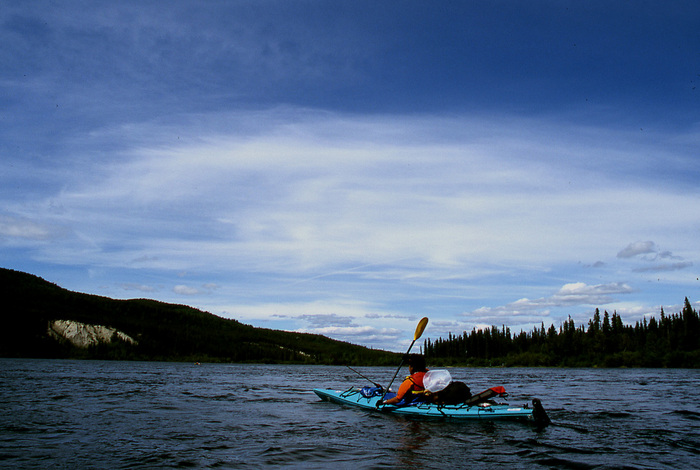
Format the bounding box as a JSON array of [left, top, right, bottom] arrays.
[[553, 282, 634, 304]]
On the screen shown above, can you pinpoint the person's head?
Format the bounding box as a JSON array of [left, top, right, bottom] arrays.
[[404, 354, 427, 372]]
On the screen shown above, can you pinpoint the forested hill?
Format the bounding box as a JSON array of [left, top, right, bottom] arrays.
[[0, 268, 399, 365], [424, 300, 700, 368]]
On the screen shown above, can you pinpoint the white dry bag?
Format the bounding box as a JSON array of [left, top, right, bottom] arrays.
[[423, 369, 452, 392]]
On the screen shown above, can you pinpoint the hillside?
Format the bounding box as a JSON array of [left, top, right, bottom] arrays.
[[0, 268, 399, 365]]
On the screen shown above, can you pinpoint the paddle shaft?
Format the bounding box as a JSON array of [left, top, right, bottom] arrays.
[[379, 317, 428, 404], [382, 339, 416, 397]]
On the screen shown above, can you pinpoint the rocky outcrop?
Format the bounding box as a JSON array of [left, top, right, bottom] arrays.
[[48, 320, 137, 348]]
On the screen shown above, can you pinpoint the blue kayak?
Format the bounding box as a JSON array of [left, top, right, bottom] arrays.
[[313, 387, 549, 423]]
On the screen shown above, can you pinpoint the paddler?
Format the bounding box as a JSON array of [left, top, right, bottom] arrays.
[[378, 354, 428, 406]]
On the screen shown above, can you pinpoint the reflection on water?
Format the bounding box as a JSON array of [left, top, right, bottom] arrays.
[[395, 420, 431, 467]]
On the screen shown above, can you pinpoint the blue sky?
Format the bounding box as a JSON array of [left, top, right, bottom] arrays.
[[2, 1, 699, 352]]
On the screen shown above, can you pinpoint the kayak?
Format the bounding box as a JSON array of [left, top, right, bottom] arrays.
[[313, 387, 549, 424]]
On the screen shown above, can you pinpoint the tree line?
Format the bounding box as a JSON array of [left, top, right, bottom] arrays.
[[424, 298, 700, 367]]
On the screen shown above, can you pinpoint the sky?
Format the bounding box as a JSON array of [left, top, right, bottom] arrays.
[[2, 1, 699, 352]]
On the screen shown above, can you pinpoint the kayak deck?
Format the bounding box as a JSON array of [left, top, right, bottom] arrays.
[[313, 387, 543, 422]]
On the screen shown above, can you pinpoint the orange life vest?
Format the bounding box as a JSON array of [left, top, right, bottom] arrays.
[[396, 370, 427, 400]]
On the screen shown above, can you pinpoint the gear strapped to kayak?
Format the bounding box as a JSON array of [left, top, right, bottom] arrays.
[[430, 381, 471, 405]]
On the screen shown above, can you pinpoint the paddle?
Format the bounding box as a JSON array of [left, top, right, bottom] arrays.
[[378, 317, 429, 406]]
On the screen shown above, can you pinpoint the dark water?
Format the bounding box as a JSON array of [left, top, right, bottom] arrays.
[[1, 360, 699, 469]]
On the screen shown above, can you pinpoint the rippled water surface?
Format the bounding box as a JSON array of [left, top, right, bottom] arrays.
[[1, 359, 699, 469]]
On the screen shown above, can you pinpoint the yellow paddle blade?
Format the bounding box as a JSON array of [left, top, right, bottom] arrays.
[[414, 317, 429, 340]]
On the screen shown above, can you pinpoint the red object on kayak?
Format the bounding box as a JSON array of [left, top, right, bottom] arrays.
[[464, 386, 507, 406]]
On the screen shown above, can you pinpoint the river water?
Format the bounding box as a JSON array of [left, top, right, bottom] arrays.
[[1, 359, 699, 469]]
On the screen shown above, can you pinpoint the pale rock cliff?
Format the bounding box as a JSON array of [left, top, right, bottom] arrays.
[[48, 319, 137, 348]]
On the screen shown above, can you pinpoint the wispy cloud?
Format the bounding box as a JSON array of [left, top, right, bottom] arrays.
[[9, 111, 695, 279], [173, 285, 201, 295], [296, 325, 403, 342], [618, 241, 657, 259], [299, 314, 355, 328], [633, 262, 694, 273], [617, 241, 693, 273], [0, 215, 56, 241], [120, 283, 156, 293], [172, 283, 219, 296]]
